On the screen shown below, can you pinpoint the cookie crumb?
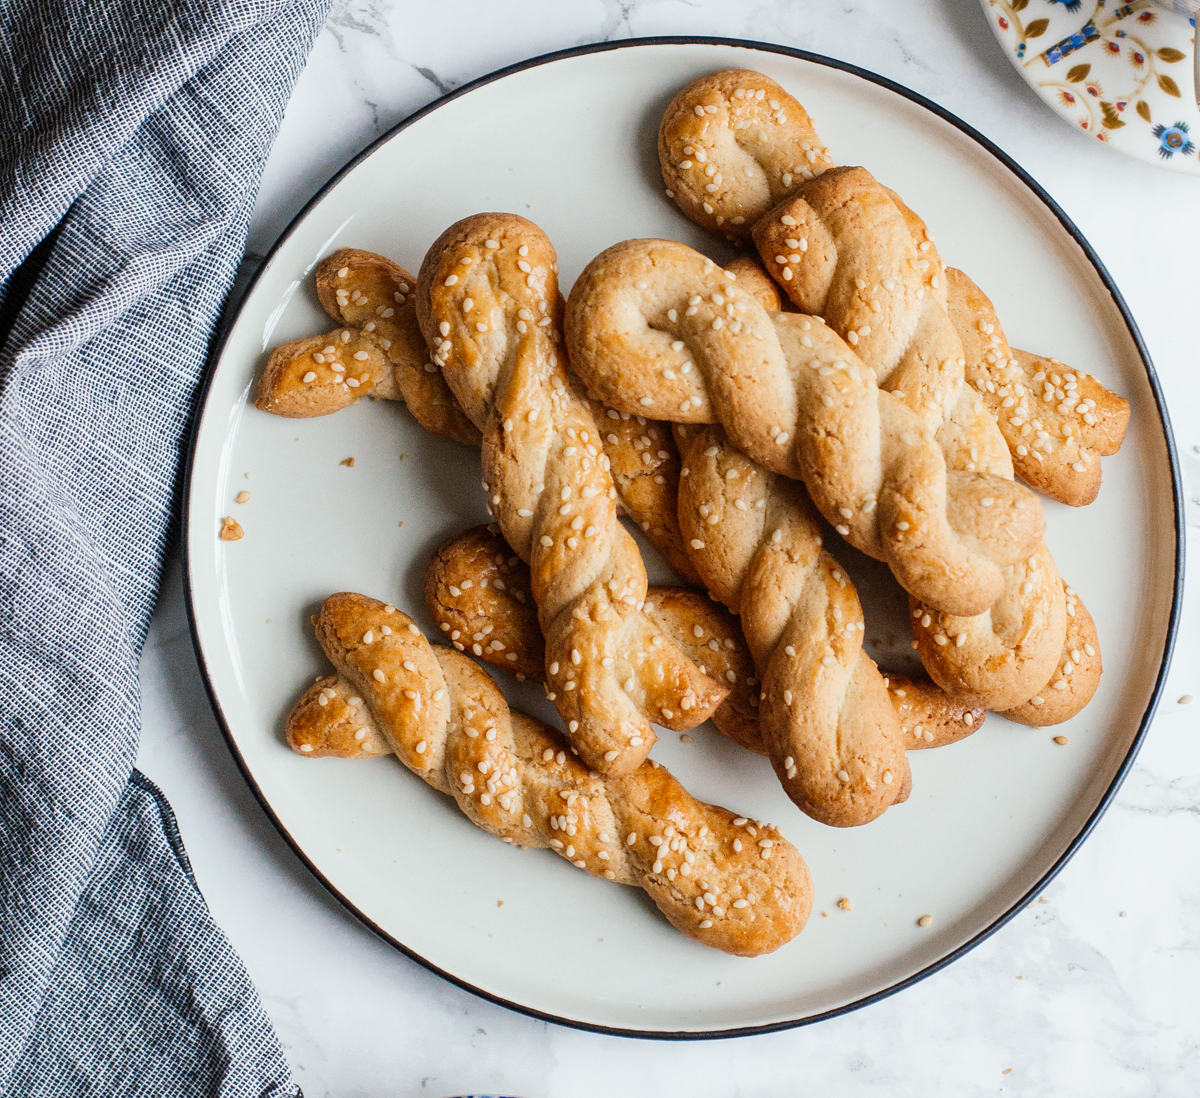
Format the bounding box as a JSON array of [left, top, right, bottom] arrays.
[[1003, 1069, 1012, 1075], [400, 452, 409, 461], [821, 911, 828, 917], [1180, 694, 1194, 705], [219, 516, 243, 541], [235, 490, 251, 504], [917, 914, 932, 927], [497, 900, 504, 907], [680, 733, 695, 744], [398, 520, 404, 527], [1053, 735, 1069, 745], [837, 897, 852, 912], [340, 457, 355, 467]]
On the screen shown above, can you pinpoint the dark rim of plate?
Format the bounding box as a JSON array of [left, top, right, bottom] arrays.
[[181, 36, 1185, 1041]]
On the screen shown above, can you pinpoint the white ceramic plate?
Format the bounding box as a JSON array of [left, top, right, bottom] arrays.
[[980, 0, 1200, 173], [184, 39, 1182, 1037]]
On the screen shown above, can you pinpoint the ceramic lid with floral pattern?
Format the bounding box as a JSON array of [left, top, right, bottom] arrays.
[[982, 0, 1200, 173]]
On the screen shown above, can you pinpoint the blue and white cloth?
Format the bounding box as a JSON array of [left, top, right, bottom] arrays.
[[0, 0, 330, 1092]]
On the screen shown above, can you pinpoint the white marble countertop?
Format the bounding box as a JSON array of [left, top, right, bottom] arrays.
[[136, 2, 1200, 1094]]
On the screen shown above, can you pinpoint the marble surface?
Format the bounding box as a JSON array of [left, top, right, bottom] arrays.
[[136, 1, 1200, 1094]]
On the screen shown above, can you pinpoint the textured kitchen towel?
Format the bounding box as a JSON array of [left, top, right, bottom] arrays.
[[0, 0, 329, 1092]]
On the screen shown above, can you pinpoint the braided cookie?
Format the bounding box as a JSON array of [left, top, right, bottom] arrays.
[[750, 168, 1101, 720], [426, 525, 985, 760], [659, 69, 835, 240], [287, 593, 812, 956], [674, 424, 909, 826], [657, 70, 1128, 506], [565, 236, 1045, 619], [944, 268, 1130, 508], [254, 248, 479, 446], [416, 214, 726, 777]]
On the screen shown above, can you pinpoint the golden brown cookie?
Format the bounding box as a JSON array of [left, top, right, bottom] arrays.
[[416, 214, 727, 777], [944, 268, 1130, 507], [287, 593, 812, 956], [255, 248, 479, 446]]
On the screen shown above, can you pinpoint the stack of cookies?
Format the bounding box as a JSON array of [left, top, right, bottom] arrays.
[[253, 70, 1129, 956]]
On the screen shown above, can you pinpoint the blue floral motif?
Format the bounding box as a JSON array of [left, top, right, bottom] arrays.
[[1152, 121, 1196, 159], [1046, 0, 1082, 12]]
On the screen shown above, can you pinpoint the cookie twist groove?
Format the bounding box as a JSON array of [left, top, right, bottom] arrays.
[[287, 593, 812, 956], [416, 214, 726, 777]]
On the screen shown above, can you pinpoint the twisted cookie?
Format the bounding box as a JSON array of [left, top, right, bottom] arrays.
[[565, 237, 1045, 619], [750, 169, 1102, 718], [416, 214, 726, 777], [673, 423, 907, 826], [287, 593, 812, 956], [255, 248, 479, 446], [426, 525, 985, 759], [657, 69, 1128, 506], [945, 269, 1130, 509]]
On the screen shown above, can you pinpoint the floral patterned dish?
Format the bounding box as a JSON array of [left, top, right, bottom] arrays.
[[983, 0, 1200, 172]]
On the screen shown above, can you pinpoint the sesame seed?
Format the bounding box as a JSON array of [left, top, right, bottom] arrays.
[[837, 769, 850, 782], [372, 669, 385, 682]]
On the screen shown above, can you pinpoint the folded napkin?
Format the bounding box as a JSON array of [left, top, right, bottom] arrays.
[[0, 0, 329, 1092]]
